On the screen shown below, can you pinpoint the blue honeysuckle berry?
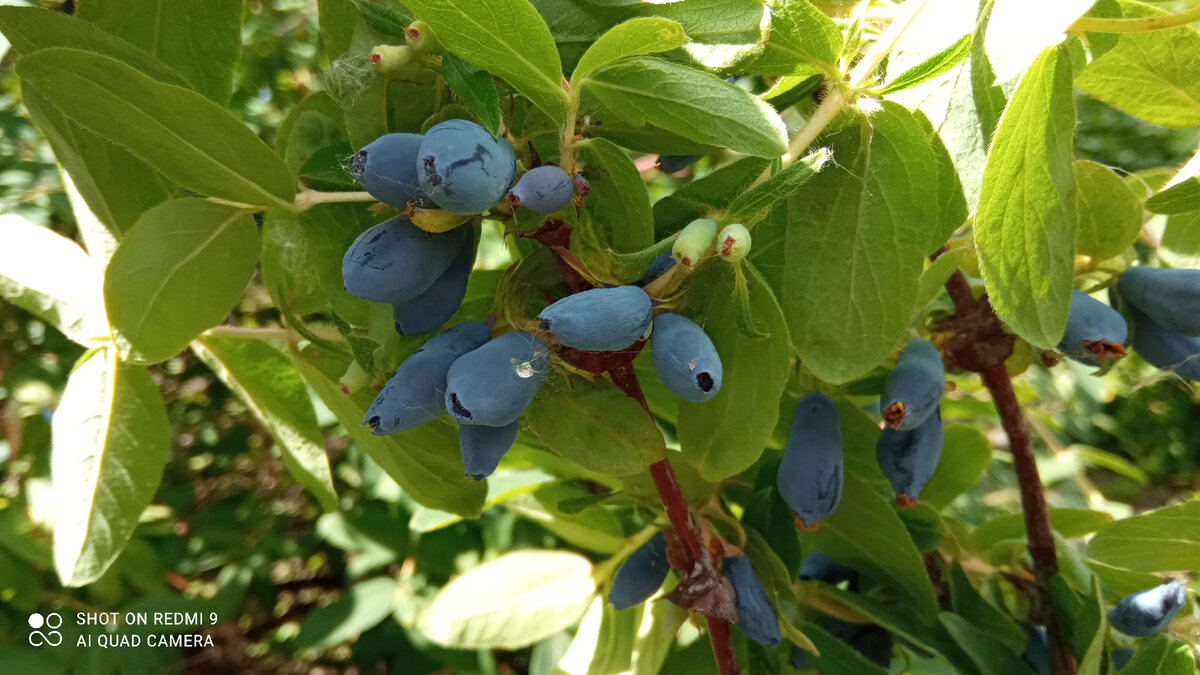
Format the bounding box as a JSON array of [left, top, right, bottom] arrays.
[[1128, 304, 1200, 380], [650, 311, 723, 403], [876, 406, 944, 506], [444, 331, 550, 427], [392, 230, 475, 335], [459, 418, 520, 480], [1058, 289, 1128, 366], [608, 532, 669, 610], [538, 286, 653, 352], [342, 214, 467, 304], [350, 132, 430, 208], [1108, 580, 1188, 638], [880, 338, 944, 430], [656, 154, 704, 173], [417, 119, 516, 214], [364, 321, 492, 435], [509, 165, 574, 214], [778, 393, 843, 530], [723, 555, 781, 648], [1118, 266, 1200, 336]]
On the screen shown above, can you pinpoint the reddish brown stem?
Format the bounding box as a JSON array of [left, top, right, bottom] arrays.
[[649, 459, 704, 562], [705, 615, 740, 675], [932, 246, 1074, 674]]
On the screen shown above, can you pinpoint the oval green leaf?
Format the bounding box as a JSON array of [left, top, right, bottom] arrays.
[[104, 199, 261, 364]]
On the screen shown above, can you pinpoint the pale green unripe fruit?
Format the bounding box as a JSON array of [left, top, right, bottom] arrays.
[[405, 21, 444, 55], [369, 44, 415, 73], [717, 223, 750, 262], [672, 218, 718, 267]]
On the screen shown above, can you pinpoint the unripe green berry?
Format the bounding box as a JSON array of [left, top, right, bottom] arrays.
[[717, 223, 750, 262], [369, 44, 415, 73], [405, 21, 444, 55], [672, 218, 718, 267]]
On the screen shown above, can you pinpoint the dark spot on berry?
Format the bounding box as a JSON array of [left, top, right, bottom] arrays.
[[367, 416, 381, 432], [468, 472, 485, 481], [539, 318, 552, 332], [450, 393, 472, 419], [697, 372, 714, 392], [350, 150, 368, 178]]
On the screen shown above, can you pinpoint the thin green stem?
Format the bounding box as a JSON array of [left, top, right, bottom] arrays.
[[294, 189, 376, 211], [205, 196, 260, 210], [1071, 7, 1200, 33]]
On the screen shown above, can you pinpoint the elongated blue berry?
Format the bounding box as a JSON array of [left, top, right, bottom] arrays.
[[1058, 289, 1128, 366], [538, 286, 652, 352], [799, 550, 858, 586], [392, 230, 475, 335], [509, 165, 574, 213], [651, 312, 723, 402], [876, 406, 943, 506], [778, 393, 843, 530], [636, 251, 676, 287], [342, 215, 467, 303], [364, 321, 492, 434], [724, 555, 781, 648], [417, 119, 516, 214], [1024, 626, 1050, 675], [608, 532, 669, 610], [459, 419, 520, 480], [1108, 580, 1187, 638], [1112, 647, 1134, 671], [350, 132, 430, 208], [880, 338, 944, 430], [445, 331, 549, 427], [1119, 266, 1200, 336], [657, 154, 704, 173], [1129, 305, 1200, 380]]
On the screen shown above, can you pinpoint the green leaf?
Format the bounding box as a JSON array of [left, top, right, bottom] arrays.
[[292, 345, 487, 517], [1073, 576, 1109, 675], [24, 89, 174, 238], [293, 577, 396, 647], [876, 34, 972, 95], [104, 200, 260, 364], [554, 597, 640, 674], [971, 0, 1007, 149], [52, 348, 170, 586], [506, 483, 626, 555], [584, 57, 787, 158], [442, 52, 503, 136], [726, 148, 828, 229], [939, 613, 1037, 675], [409, 468, 558, 534], [16, 48, 296, 210], [0, 6, 186, 83], [402, 0, 566, 124], [419, 550, 595, 649], [0, 214, 108, 346], [652, 157, 770, 239], [973, 507, 1113, 552], [915, 249, 967, 310], [678, 265, 790, 481], [975, 44, 1076, 350], [192, 335, 338, 512], [262, 204, 373, 321], [745, 0, 841, 75], [1073, 160, 1143, 260], [580, 138, 654, 253], [318, 0, 358, 62], [524, 373, 667, 476], [798, 621, 890, 675], [1087, 500, 1200, 572], [573, 17, 686, 81], [947, 564, 1026, 652], [918, 424, 993, 510], [799, 472, 940, 620], [1075, 0, 1200, 128], [76, 0, 244, 105], [782, 102, 944, 383], [1147, 177, 1200, 215], [1118, 635, 1195, 675], [1160, 210, 1200, 270], [350, 0, 412, 38], [630, 600, 679, 675]]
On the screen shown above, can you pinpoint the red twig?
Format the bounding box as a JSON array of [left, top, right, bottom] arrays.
[[705, 614, 740, 675], [931, 246, 1074, 674]]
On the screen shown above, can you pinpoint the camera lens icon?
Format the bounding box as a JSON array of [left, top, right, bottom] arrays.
[[28, 612, 63, 647]]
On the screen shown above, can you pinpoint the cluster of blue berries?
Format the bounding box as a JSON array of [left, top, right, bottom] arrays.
[[1055, 266, 1200, 380]]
